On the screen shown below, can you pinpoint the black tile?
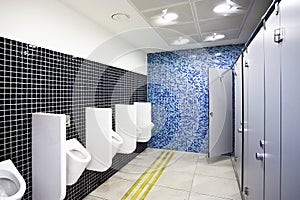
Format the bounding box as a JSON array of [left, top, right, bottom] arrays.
[[0, 37, 147, 200]]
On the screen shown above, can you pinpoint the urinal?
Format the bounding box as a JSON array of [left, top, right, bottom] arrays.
[[0, 160, 26, 200], [66, 138, 91, 185], [111, 130, 124, 158], [134, 102, 154, 142]]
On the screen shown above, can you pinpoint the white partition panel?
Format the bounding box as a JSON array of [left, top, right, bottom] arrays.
[[115, 104, 137, 154], [86, 107, 112, 172], [32, 113, 66, 200], [134, 102, 153, 142]]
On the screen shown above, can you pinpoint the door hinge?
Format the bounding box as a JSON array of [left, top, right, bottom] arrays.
[[244, 187, 249, 196], [245, 61, 249, 68], [275, 2, 280, 16], [274, 28, 283, 43]]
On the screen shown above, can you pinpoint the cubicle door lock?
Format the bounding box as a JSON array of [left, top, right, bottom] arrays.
[[259, 140, 265, 149], [255, 153, 264, 161]]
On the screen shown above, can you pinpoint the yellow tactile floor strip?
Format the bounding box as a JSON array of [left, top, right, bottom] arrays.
[[121, 150, 175, 200], [139, 150, 175, 200], [121, 150, 166, 200]]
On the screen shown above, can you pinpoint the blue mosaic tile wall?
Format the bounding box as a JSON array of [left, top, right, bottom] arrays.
[[147, 44, 243, 153]]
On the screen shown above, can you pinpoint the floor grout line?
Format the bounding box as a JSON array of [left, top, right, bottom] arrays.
[[191, 191, 234, 200], [187, 152, 201, 200]]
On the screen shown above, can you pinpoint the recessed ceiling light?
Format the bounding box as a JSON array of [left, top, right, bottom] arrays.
[[172, 37, 190, 45], [162, 9, 178, 21], [213, 3, 232, 13], [204, 33, 225, 42], [111, 13, 130, 21], [151, 9, 179, 26]]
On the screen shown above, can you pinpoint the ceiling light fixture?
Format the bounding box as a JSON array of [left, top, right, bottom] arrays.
[[213, 0, 236, 14], [161, 9, 179, 21], [172, 36, 190, 45], [204, 33, 225, 42], [214, 4, 232, 13], [111, 13, 130, 21], [151, 9, 179, 26]]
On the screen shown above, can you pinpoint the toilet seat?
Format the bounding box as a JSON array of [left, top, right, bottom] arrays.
[[0, 160, 26, 200]]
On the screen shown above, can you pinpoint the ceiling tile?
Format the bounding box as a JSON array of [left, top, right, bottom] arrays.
[[155, 22, 198, 38], [129, 0, 188, 11], [230, 0, 251, 7], [195, 0, 249, 20], [199, 15, 244, 33], [142, 3, 194, 26]]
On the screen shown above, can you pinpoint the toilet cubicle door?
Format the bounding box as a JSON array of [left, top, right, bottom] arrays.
[[234, 55, 243, 188], [242, 52, 248, 194], [280, 0, 300, 199], [208, 68, 233, 158], [243, 27, 265, 200], [264, 6, 281, 200]]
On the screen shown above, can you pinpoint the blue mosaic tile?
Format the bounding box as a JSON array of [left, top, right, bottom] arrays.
[[148, 44, 243, 153]]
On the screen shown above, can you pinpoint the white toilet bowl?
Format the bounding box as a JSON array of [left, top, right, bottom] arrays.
[[111, 131, 124, 157], [0, 160, 26, 200], [66, 138, 91, 185]]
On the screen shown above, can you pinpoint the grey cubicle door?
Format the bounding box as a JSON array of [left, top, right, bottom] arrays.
[[281, 0, 300, 199], [264, 6, 281, 200], [234, 55, 243, 188], [208, 68, 233, 158], [243, 27, 264, 200]]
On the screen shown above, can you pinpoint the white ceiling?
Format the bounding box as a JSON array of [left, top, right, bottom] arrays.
[[60, 0, 272, 53]]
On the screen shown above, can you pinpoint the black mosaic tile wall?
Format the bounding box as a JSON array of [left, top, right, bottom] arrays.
[[0, 36, 148, 200]]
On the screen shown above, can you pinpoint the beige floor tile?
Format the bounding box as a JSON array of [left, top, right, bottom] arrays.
[[113, 164, 147, 182], [128, 148, 164, 167], [165, 158, 197, 173], [191, 174, 240, 199], [151, 150, 199, 173], [171, 151, 200, 163], [89, 177, 134, 200], [83, 195, 108, 200], [155, 170, 194, 191], [145, 185, 190, 200], [195, 162, 236, 180], [86, 149, 242, 200], [189, 192, 231, 200], [200, 156, 233, 167]]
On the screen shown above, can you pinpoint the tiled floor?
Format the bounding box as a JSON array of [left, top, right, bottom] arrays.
[[84, 148, 242, 200]]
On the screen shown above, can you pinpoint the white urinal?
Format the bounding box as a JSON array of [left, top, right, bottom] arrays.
[[0, 160, 26, 200], [134, 102, 154, 142], [66, 138, 91, 185], [111, 130, 123, 158]]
